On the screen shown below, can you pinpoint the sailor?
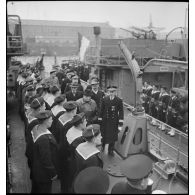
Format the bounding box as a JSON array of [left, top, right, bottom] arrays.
[[31, 110, 58, 193], [157, 86, 170, 124], [76, 89, 98, 125], [73, 167, 109, 194], [55, 101, 77, 193], [41, 83, 51, 110], [143, 82, 153, 114], [61, 69, 75, 94], [149, 85, 160, 118], [45, 85, 61, 109], [74, 124, 103, 178], [90, 78, 105, 116], [49, 95, 66, 142], [166, 89, 180, 136], [64, 74, 83, 93], [66, 113, 87, 191], [111, 154, 153, 194], [66, 83, 84, 101], [25, 97, 46, 171], [99, 86, 124, 156]]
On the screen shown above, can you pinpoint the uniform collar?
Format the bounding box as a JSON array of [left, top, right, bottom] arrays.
[[51, 105, 65, 117], [76, 142, 100, 160], [66, 126, 83, 144], [32, 128, 51, 143]]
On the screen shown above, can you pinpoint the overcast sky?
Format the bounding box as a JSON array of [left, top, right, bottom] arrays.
[[7, 1, 188, 32]]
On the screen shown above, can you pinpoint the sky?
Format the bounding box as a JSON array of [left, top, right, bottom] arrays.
[[7, 1, 188, 32]]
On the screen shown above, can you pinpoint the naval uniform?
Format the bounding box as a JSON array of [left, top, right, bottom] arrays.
[[31, 130, 58, 193], [61, 77, 71, 94], [56, 114, 75, 193], [64, 83, 84, 93], [157, 92, 170, 122], [74, 142, 103, 178], [149, 90, 160, 118], [100, 96, 124, 152], [91, 89, 105, 116], [66, 90, 83, 101], [166, 95, 180, 128]]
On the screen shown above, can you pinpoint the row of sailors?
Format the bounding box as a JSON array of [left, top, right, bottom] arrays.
[[16, 65, 125, 193], [141, 82, 188, 136]]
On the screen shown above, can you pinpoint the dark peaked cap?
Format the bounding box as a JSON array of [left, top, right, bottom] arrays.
[[63, 101, 77, 111], [107, 86, 117, 91], [120, 154, 153, 180], [30, 97, 44, 109], [35, 110, 52, 120], [74, 166, 109, 194]]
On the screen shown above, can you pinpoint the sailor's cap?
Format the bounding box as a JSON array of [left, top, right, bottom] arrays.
[[63, 101, 77, 111], [35, 110, 52, 120], [42, 83, 50, 89], [83, 89, 92, 97], [30, 97, 45, 109], [54, 94, 66, 104], [82, 124, 100, 139], [66, 69, 74, 75], [50, 85, 59, 94], [71, 112, 85, 125], [120, 154, 153, 180], [107, 86, 117, 91], [36, 76, 42, 82], [73, 166, 109, 194]]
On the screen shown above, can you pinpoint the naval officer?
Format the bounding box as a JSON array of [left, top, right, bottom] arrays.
[[111, 154, 153, 194], [99, 86, 124, 156]]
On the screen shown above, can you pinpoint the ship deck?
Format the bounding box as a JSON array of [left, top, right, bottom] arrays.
[[7, 98, 188, 193]]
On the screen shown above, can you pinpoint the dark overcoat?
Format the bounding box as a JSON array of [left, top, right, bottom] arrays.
[[100, 96, 124, 143], [66, 90, 83, 101], [91, 90, 105, 115], [32, 133, 58, 183]]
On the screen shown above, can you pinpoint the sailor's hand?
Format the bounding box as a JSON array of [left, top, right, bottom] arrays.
[[51, 175, 58, 180]]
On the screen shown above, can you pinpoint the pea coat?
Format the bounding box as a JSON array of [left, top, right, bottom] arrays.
[[100, 96, 124, 143]]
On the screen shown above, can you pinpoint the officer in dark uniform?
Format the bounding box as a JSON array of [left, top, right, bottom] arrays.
[[90, 78, 105, 116], [31, 110, 58, 193], [66, 83, 83, 101], [73, 167, 109, 194], [61, 69, 74, 94], [166, 89, 180, 136], [99, 86, 124, 156], [111, 154, 153, 194], [157, 86, 170, 123], [64, 74, 83, 94], [149, 85, 160, 118]]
